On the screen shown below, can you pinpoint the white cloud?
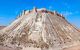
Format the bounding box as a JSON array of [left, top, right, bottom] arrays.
[[60, 11, 80, 17], [48, 6, 53, 11], [49, 6, 52, 9], [60, 11, 73, 17], [0, 17, 5, 19]]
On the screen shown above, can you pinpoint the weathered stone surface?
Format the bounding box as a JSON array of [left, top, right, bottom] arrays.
[[0, 8, 80, 50]]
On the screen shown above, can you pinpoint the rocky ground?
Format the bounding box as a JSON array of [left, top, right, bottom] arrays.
[[63, 45, 80, 50], [0, 46, 17, 50], [0, 26, 6, 30], [0, 45, 80, 50]]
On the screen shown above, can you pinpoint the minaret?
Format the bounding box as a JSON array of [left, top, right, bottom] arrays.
[[53, 11, 57, 15], [22, 10, 26, 15], [32, 7, 37, 12]]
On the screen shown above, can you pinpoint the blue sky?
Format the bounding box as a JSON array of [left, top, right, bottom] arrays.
[[0, 0, 80, 28]]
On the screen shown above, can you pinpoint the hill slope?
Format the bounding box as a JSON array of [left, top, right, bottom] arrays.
[[0, 8, 80, 50]]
